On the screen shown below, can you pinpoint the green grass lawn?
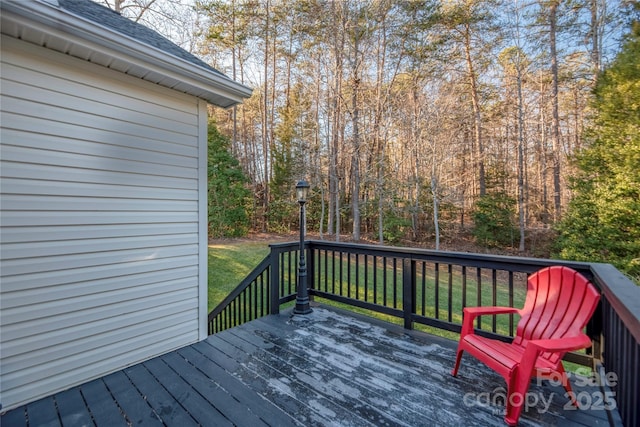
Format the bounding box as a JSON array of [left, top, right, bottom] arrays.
[[207, 240, 271, 311]]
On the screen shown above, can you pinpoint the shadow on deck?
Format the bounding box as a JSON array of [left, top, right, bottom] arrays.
[[1, 306, 621, 427]]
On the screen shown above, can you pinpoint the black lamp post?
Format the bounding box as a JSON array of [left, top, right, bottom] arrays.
[[294, 180, 312, 315]]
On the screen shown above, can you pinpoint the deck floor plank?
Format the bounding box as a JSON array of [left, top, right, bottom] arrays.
[[25, 397, 61, 427], [78, 379, 128, 427], [101, 370, 162, 427], [178, 343, 299, 427], [160, 350, 267, 427], [142, 356, 233, 427], [1, 406, 27, 427], [54, 387, 93, 427], [123, 363, 199, 427]]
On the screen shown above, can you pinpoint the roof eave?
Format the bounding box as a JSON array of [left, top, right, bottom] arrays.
[[0, 0, 253, 108]]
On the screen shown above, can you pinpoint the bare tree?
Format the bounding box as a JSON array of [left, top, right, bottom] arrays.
[[503, 1, 528, 251], [97, 0, 198, 51], [548, 0, 562, 222]]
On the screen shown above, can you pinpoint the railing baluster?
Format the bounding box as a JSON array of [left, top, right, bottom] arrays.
[[347, 252, 351, 299], [289, 251, 294, 295], [462, 265, 467, 310], [448, 264, 453, 323], [279, 252, 285, 298], [332, 250, 336, 294], [244, 286, 249, 323], [421, 262, 426, 316], [383, 256, 388, 307], [364, 254, 369, 302], [373, 256, 378, 304], [232, 300, 235, 326], [355, 254, 360, 300], [492, 269, 497, 332], [476, 268, 482, 330], [393, 258, 398, 309], [254, 279, 258, 319], [434, 263, 440, 319], [324, 249, 328, 292], [508, 271, 514, 335], [339, 251, 344, 296], [257, 274, 262, 317]]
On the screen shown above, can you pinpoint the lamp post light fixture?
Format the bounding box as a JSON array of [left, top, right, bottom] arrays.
[[294, 180, 312, 315]]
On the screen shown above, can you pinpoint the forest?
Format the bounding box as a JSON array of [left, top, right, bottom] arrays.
[[100, 0, 639, 280]]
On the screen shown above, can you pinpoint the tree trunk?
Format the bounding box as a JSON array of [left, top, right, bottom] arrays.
[[464, 23, 486, 197], [261, 0, 270, 232], [351, 28, 361, 242], [328, 1, 344, 241], [231, 1, 238, 156], [590, 0, 601, 80], [517, 59, 526, 252], [431, 173, 440, 251], [549, 1, 562, 222]]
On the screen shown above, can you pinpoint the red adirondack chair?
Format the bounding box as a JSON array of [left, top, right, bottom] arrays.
[[451, 266, 600, 426]]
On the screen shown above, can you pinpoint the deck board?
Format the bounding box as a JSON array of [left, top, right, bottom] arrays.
[[177, 344, 297, 427], [25, 397, 60, 427], [142, 356, 232, 427], [78, 379, 129, 427], [1, 305, 622, 426], [123, 363, 199, 427], [0, 407, 26, 427], [161, 350, 265, 426], [55, 388, 93, 427], [101, 370, 163, 427]]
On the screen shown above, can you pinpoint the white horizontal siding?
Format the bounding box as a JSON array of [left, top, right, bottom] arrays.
[[1, 36, 198, 118], [1, 143, 197, 178], [0, 36, 207, 410]]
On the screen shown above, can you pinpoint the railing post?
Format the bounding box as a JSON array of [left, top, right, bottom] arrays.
[[403, 258, 416, 330], [270, 248, 280, 315], [306, 242, 315, 302]]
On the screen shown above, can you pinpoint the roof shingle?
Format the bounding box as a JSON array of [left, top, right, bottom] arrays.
[[58, 0, 225, 77]]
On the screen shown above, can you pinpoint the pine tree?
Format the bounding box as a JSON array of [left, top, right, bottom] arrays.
[[555, 21, 640, 281], [208, 122, 252, 238]]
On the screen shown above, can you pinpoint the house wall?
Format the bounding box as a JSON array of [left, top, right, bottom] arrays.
[[0, 35, 208, 410]]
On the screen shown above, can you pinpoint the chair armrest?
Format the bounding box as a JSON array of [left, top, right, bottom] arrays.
[[463, 306, 520, 316], [528, 334, 593, 353], [460, 306, 520, 337]]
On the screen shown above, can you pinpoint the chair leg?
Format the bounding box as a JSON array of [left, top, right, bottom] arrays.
[[560, 370, 578, 406], [504, 381, 527, 426], [451, 349, 464, 376], [504, 364, 536, 426]]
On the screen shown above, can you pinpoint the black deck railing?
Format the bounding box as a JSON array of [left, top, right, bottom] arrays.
[[208, 255, 272, 333], [208, 240, 639, 427]]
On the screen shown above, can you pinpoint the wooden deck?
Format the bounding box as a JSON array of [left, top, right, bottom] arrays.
[[1, 306, 621, 427]]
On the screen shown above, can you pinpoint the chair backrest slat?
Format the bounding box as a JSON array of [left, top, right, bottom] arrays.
[[513, 266, 600, 363]]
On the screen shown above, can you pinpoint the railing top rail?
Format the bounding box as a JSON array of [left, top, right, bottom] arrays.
[[591, 263, 640, 342], [303, 240, 594, 274], [269, 241, 302, 251]]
